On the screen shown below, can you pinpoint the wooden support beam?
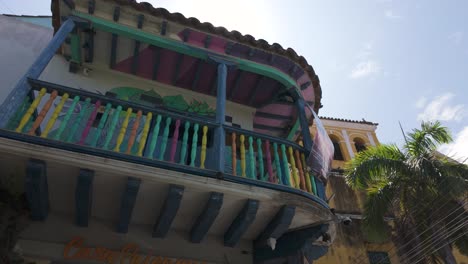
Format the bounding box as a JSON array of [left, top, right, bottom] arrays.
[[255, 205, 295, 246], [75, 168, 94, 227], [214, 63, 227, 172], [25, 159, 49, 221], [190, 192, 224, 243], [191, 59, 203, 90], [116, 177, 141, 233], [109, 6, 120, 69], [228, 71, 243, 100], [153, 184, 184, 238], [248, 76, 265, 106], [131, 14, 144, 75], [172, 54, 184, 85], [224, 199, 259, 247], [151, 46, 161, 80], [160, 20, 167, 35]]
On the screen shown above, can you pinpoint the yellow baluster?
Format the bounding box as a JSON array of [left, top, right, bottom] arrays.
[[288, 146, 299, 188], [240, 134, 246, 177], [41, 93, 69, 138], [16, 88, 47, 133], [200, 126, 208, 169], [114, 107, 132, 152], [137, 112, 152, 157]]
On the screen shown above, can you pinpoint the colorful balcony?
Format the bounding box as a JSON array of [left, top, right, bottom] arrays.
[[0, 1, 335, 263]]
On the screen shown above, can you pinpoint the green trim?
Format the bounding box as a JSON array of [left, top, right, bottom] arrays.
[[71, 11, 298, 89], [70, 33, 81, 63], [287, 119, 300, 140]]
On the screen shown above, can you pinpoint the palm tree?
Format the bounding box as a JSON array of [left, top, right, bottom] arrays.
[[345, 121, 468, 264]]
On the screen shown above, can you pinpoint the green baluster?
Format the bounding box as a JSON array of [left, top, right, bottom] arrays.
[[7, 96, 30, 130], [256, 138, 265, 181], [273, 143, 283, 184], [54, 96, 80, 140], [179, 121, 190, 164], [66, 98, 91, 143], [146, 114, 162, 159], [248, 136, 255, 179], [311, 174, 318, 196], [102, 105, 122, 150], [158, 117, 171, 160], [190, 123, 199, 167], [90, 103, 112, 147], [281, 144, 291, 186]]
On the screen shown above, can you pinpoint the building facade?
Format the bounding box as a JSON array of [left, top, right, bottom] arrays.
[[0, 1, 336, 263]]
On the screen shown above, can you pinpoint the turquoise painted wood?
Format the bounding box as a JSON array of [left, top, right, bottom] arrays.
[[281, 144, 291, 186], [158, 117, 172, 160], [190, 123, 199, 167], [273, 143, 282, 184], [66, 98, 91, 143], [102, 105, 122, 150], [90, 103, 112, 147], [248, 136, 255, 180], [54, 96, 79, 140], [256, 138, 265, 181], [146, 114, 162, 159], [179, 121, 190, 164], [7, 96, 30, 130]]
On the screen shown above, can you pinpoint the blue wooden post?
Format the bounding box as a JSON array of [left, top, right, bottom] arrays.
[[214, 63, 227, 172], [296, 97, 313, 154], [0, 18, 76, 128]]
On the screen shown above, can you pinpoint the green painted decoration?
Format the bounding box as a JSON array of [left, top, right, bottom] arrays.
[[281, 144, 291, 186], [54, 96, 80, 140], [256, 138, 265, 181], [90, 103, 112, 147], [248, 136, 255, 180], [190, 123, 199, 167], [158, 117, 172, 160], [7, 96, 30, 130], [147, 114, 162, 159], [179, 121, 190, 164], [67, 98, 91, 143], [102, 105, 122, 150]]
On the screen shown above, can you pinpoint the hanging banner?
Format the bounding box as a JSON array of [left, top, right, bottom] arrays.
[[305, 104, 333, 181]]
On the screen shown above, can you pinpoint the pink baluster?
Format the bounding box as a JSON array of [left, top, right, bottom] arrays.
[[169, 119, 181, 162], [265, 140, 274, 183], [79, 100, 101, 145]]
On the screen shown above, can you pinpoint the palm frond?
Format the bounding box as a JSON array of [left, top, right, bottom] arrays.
[[406, 121, 453, 157]]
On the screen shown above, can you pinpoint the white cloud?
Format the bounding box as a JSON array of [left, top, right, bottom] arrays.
[[385, 10, 401, 19], [415, 97, 427, 108], [449, 31, 463, 45], [349, 60, 381, 79], [439, 126, 468, 164], [417, 93, 466, 122]]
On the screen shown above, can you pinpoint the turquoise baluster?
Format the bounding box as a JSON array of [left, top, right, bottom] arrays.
[[281, 144, 291, 186], [146, 114, 162, 159], [190, 123, 199, 167], [102, 105, 122, 150], [66, 98, 91, 143], [54, 95, 80, 140], [158, 117, 172, 160], [7, 96, 30, 130], [248, 136, 255, 179], [273, 143, 283, 184], [256, 138, 265, 181], [179, 121, 190, 164], [90, 103, 112, 147]]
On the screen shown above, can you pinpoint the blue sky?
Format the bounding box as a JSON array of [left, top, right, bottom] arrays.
[[2, 0, 467, 162]]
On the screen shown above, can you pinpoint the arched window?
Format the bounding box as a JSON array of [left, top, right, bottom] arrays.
[[354, 137, 367, 153], [329, 135, 344, 161]]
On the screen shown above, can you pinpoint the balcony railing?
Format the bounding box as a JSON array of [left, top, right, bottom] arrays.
[[0, 78, 326, 206]]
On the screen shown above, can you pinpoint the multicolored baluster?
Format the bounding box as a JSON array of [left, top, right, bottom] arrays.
[[273, 143, 282, 184], [67, 98, 91, 143], [240, 134, 246, 177], [78, 100, 101, 145], [8, 96, 30, 130], [190, 123, 199, 167], [126, 110, 142, 154], [16, 88, 47, 133], [248, 136, 255, 179], [159, 117, 172, 160], [102, 105, 122, 150], [301, 153, 312, 193], [90, 103, 112, 147], [146, 114, 162, 159], [169, 119, 181, 162], [113, 107, 132, 152], [179, 121, 190, 164], [28, 90, 58, 135], [137, 112, 152, 157], [41, 93, 69, 138], [231, 132, 237, 175], [53, 95, 80, 141], [200, 126, 208, 168], [257, 138, 265, 181], [280, 144, 291, 186], [295, 149, 306, 191], [265, 140, 274, 183], [288, 146, 299, 188]]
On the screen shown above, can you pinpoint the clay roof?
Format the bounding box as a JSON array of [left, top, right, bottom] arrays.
[[51, 0, 323, 112], [319, 116, 379, 126]]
